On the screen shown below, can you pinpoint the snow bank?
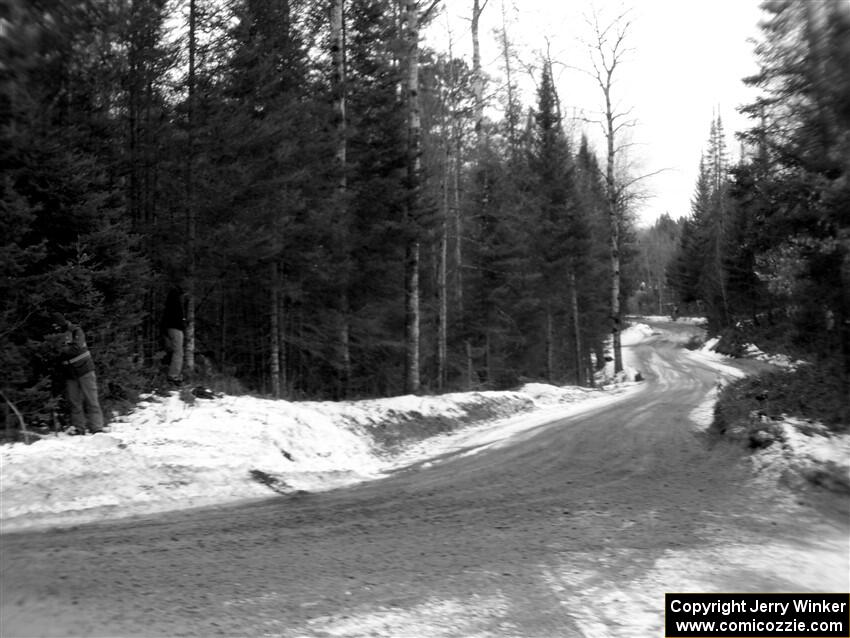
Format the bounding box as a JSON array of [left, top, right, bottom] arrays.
[[593, 322, 656, 385], [741, 343, 806, 370], [749, 417, 850, 493], [0, 392, 385, 530], [621, 323, 656, 346], [694, 336, 848, 493], [634, 315, 707, 326], [0, 383, 633, 532]]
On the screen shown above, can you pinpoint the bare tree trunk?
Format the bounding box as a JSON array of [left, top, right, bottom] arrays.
[[466, 339, 474, 388], [270, 262, 281, 399], [609, 197, 622, 375], [219, 286, 226, 368], [403, 0, 422, 394], [405, 246, 421, 394], [437, 130, 449, 391], [469, 0, 487, 389], [588, 9, 630, 375], [453, 124, 463, 315], [471, 0, 486, 153], [485, 330, 492, 386], [278, 270, 287, 395], [184, 0, 197, 376], [331, 0, 351, 396], [499, 0, 517, 153], [546, 307, 554, 382], [605, 90, 623, 374], [570, 270, 583, 386], [439, 22, 460, 390]]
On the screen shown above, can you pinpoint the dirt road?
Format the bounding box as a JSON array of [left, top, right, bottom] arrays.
[[2, 322, 848, 637]]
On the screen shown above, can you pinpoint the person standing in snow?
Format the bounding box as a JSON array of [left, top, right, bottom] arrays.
[[160, 285, 186, 386], [52, 313, 104, 434]]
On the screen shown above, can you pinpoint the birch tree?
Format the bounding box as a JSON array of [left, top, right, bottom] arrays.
[[586, 8, 632, 375]]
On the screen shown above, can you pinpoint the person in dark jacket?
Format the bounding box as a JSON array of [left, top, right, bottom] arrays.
[[52, 313, 104, 434], [160, 286, 186, 385]]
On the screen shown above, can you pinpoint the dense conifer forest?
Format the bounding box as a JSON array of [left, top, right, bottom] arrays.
[[2, 0, 848, 428]]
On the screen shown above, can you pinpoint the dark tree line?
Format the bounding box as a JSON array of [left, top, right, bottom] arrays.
[[2, 0, 632, 427], [668, 0, 850, 379]]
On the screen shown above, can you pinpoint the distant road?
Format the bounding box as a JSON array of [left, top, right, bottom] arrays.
[[2, 320, 847, 637]]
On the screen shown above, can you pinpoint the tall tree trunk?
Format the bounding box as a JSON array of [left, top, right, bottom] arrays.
[[437, 122, 449, 391], [570, 269, 583, 386], [546, 307, 554, 382], [331, 0, 351, 396], [469, 0, 487, 388], [444, 15, 464, 341], [219, 286, 226, 369], [605, 98, 622, 375], [403, 0, 421, 394], [485, 330, 491, 386], [453, 121, 463, 316], [471, 0, 486, 153], [184, 0, 198, 376], [499, 0, 518, 154], [466, 339, 474, 388], [405, 242, 421, 393], [128, 27, 141, 229], [589, 10, 629, 375], [279, 280, 287, 395], [270, 262, 281, 399]]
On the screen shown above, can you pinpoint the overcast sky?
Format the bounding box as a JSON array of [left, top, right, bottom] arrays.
[[425, 0, 765, 227]]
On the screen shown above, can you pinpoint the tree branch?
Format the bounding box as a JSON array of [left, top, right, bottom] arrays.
[[421, 0, 442, 22], [617, 167, 672, 192], [0, 389, 39, 444]]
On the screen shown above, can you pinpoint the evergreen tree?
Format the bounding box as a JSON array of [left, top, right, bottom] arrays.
[[738, 0, 850, 369], [1, 0, 148, 423], [340, 0, 409, 395], [574, 135, 614, 377], [668, 116, 733, 330], [527, 63, 583, 382], [205, 0, 336, 395]]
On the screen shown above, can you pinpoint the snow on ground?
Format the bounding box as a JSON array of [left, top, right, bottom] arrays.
[[593, 323, 656, 386], [0, 382, 641, 533], [750, 418, 850, 493], [741, 343, 806, 370], [636, 315, 707, 326], [2, 319, 844, 534], [687, 333, 850, 491]]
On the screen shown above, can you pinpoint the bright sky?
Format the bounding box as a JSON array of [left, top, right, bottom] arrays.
[[426, 0, 764, 226]]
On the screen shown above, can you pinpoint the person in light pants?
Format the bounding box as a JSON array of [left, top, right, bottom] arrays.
[[160, 285, 186, 385], [52, 314, 103, 434]]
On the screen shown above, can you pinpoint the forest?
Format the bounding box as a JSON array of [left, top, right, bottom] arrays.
[[2, 0, 848, 428]]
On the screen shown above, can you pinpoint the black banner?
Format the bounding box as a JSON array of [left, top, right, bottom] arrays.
[[665, 593, 850, 637]]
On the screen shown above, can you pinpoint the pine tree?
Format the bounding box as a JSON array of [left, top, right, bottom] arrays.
[[528, 63, 583, 382], [574, 136, 614, 378], [668, 116, 733, 330], [1, 0, 148, 423], [342, 0, 410, 395], [738, 0, 850, 370]]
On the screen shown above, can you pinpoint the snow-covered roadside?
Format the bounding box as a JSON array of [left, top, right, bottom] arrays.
[[686, 335, 850, 494], [750, 418, 850, 493], [3, 320, 843, 534], [0, 381, 642, 533]]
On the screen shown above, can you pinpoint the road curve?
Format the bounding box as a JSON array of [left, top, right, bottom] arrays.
[[2, 321, 848, 637]]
